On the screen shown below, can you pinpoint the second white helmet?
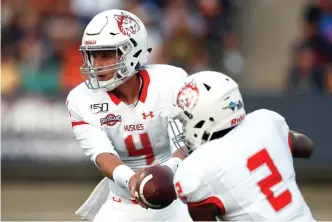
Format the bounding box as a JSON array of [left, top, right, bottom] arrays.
[[170, 71, 246, 151]]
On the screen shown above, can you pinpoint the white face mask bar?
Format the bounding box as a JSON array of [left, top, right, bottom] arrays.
[[168, 111, 192, 156], [79, 42, 132, 89]]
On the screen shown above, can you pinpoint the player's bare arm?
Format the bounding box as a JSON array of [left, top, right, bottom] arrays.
[[130, 148, 188, 209], [172, 146, 189, 160], [159, 148, 187, 178], [187, 204, 221, 221], [96, 153, 149, 209], [289, 130, 314, 158], [96, 153, 126, 180], [130, 146, 189, 209], [159, 147, 188, 174], [96, 153, 147, 207], [94, 146, 155, 210]]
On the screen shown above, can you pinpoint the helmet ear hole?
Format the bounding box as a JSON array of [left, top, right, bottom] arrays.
[[134, 62, 141, 71], [133, 50, 142, 58], [129, 38, 138, 47], [194, 120, 205, 129], [203, 83, 211, 91]]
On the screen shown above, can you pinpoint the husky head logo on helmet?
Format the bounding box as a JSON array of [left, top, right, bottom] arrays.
[[176, 79, 200, 110], [114, 12, 140, 37], [79, 9, 151, 91]]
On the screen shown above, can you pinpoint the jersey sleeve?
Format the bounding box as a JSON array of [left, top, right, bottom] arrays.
[[66, 93, 119, 166], [174, 165, 206, 203], [173, 163, 226, 214], [264, 109, 292, 152]]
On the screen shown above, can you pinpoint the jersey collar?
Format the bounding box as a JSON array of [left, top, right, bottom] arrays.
[[107, 70, 150, 105]]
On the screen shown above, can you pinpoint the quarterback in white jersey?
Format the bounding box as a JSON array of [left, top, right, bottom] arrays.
[[171, 71, 315, 221], [66, 9, 191, 222]]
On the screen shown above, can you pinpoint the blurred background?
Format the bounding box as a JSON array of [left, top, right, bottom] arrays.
[[1, 0, 332, 220]]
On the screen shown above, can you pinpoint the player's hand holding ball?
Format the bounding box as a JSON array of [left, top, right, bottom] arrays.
[[129, 165, 177, 210]]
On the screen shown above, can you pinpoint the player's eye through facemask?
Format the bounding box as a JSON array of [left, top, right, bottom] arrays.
[[169, 111, 194, 155], [79, 43, 131, 90]]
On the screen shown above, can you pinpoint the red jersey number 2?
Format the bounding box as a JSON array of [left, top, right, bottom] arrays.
[[125, 133, 154, 165], [247, 148, 292, 212]]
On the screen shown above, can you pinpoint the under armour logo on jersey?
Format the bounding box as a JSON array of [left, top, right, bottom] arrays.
[[142, 111, 154, 120]]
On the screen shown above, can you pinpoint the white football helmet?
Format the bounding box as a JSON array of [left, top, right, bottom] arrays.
[[170, 71, 246, 152], [79, 9, 151, 91]]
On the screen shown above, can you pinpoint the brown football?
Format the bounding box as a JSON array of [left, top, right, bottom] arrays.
[[136, 165, 176, 209]]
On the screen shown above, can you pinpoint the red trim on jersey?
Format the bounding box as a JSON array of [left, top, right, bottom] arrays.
[[107, 91, 121, 105], [106, 70, 150, 105], [288, 132, 292, 153], [138, 70, 150, 103], [188, 196, 226, 215], [72, 121, 88, 127]]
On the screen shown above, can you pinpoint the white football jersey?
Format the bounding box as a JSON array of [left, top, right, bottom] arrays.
[[174, 109, 315, 221], [67, 64, 187, 199]]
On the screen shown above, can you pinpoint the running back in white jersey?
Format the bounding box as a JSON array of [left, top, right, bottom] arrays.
[[67, 64, 187, 199], [174, 109, 315, 221]]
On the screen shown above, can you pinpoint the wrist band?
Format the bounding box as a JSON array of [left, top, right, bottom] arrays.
[[113, 165, 135, 189], [161, 157, 182, 174]]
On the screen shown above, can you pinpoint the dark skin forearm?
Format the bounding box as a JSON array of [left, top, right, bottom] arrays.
[[289, 130, 314, 158], [188, 204, 221, 221]]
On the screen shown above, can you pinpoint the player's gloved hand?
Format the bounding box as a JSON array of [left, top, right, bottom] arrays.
[[129, 169, 149, 209]]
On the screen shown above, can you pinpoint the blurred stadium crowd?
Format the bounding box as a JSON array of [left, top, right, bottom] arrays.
[[2, 0, 242, 97], [1, 0, 332, 97], [290, 0, 332, 94]]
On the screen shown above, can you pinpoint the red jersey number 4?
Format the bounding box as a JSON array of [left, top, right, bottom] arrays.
[[125, 133, 154, 165]]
